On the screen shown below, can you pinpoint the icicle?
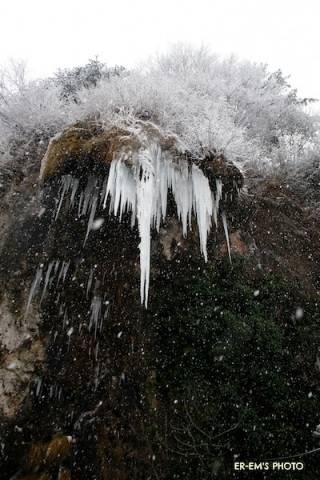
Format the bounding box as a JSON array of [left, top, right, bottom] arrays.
[[221, 211, 232, 263], [55, 175, 73, 219], [104, 158, 136, 218], [48, 259, 60, 290], [84, 194, 98, 245], [100, 301, 109, 331], [191, 165, 213, 262], [100, 177, 108, 207], [62, 260, 70, 283], [57, 261, 66, 286], [25, 265, 43, 317], [58, 303, 65, 317], [86, 268, 94, 298], [81, 177, 98, 216], [78, 191, 84, 217], [137, 175, 152, 306], [89, 296, 102, 339], [70, 177, 79, 206], [95, 341, 99, 361], [35, 378, 42, 397], [63, 309, 68, 328], [213, 179, 223, 227], [40, 261, 55, 303], [172, 161, 193, 236], [53, 259, 60, 278]]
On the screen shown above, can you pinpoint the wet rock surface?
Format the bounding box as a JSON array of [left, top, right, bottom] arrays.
[[1, 122, 320, 479]]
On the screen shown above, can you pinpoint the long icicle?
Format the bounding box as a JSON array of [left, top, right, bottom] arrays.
[[101, 143, 226, 307]]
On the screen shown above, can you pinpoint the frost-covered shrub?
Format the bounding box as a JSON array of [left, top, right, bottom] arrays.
[[0, 46, 318, 174], [54, 58, 125, 102], [0, 62, 68, 162]]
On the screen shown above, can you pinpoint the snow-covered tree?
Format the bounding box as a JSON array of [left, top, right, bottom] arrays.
[[0, 46, 318, 175]]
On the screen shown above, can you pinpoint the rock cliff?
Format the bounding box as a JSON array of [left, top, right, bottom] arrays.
[[1, 121, 320, 479]]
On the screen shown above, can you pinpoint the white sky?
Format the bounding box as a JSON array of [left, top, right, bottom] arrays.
[[0, 0, 319, 100]]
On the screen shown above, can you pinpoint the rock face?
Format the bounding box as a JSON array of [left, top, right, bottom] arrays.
[[1, 121, 320, 479]]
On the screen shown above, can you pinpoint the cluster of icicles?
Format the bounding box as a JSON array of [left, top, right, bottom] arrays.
[[54, 143, 230, 307], [26, 260, 109, 390]]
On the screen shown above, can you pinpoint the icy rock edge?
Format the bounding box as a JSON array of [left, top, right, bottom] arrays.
[[42, 122, 237, 308]]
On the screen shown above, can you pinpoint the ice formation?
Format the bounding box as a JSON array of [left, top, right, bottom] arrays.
[[48, 132, 231, 308], [102, 142, 225, 307]]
